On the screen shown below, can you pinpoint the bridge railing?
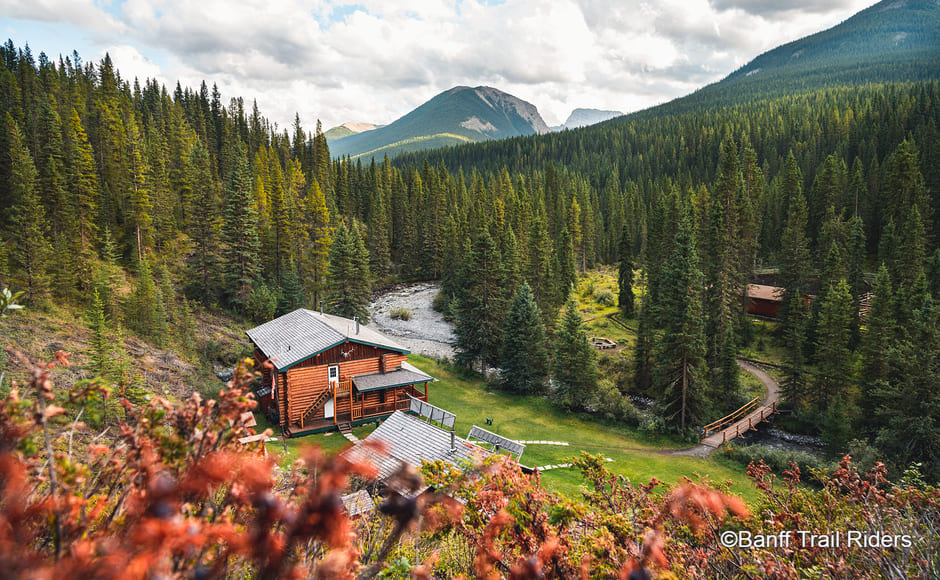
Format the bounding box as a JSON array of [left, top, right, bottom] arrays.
[[701, 397, 761, 439], [718, 401, 778, 444]]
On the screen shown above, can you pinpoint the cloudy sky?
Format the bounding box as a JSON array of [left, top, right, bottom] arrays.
[[1, 0, 875, 129]]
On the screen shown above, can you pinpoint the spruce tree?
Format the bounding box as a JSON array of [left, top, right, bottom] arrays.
[[500, 283, 549, 394], [778, 172, 811, 409], [556, 226, 577, 303], [872, 300, 940, 479], [86, 287, 113, 377], [653, 215, 708, 432], [65, 108, 100, 251], [814, 279, 854, 410], [6, 114, 51, 303], [860, 264, 895, 427], [306, 178, 332, 308], [454, 229, 505, 374], [618, 252, 635, 319], [552, 297, 597, 410], [220, 143, 262, 311], [326, 222, 372, 323]]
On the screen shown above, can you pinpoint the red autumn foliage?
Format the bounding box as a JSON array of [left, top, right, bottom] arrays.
[[1, 347, 937, 578]]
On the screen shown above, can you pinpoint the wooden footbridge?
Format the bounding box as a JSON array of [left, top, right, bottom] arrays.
[[698, 360, 780, 449], [665, 360, 780, 457], [700, 397, 778, 447]]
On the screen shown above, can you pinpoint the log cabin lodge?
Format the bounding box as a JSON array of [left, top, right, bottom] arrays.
[[247, 309, 435, 438]]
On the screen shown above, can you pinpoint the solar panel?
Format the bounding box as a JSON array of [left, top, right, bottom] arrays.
[[408, 396, 456, 429], [467, 425, 526, 459]]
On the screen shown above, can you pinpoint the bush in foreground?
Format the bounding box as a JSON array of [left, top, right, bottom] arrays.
[[1, 348, 937, 578]]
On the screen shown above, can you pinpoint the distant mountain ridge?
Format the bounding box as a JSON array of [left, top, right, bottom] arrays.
[[328, 86, 550, 160], [552, 108, 622, 131], [324, 122, 377, 141], [638, 0, 940, 117]]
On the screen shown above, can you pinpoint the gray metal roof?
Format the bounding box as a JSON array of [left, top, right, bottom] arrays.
[[352, 367, 434, 392], [341, 490, 375, 517], [245, 309, 409, 371], [343, 411, 489, 482]]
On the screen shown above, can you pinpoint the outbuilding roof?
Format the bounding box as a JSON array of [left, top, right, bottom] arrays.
[[342, 411, 489, 482], [745, 284, 785, 302], [245, 309, 409, 371]]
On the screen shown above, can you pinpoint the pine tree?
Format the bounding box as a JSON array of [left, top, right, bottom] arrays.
[[220, 143, 262, 311], [778, 167, 811, 409], [86, 287, 112, 377], [860, 264, 895, 426], [65, 108, 99, 252], [126, 117, 154, 260], [871, 300, 940, 479], [500, 282, 549, 394], [846, 215, 867, 346], [6, 114, 51, 303], [552, 297, 597, 410], [306, 178, 332, 308], [526, 212, 553, 318], [125, 257, 168, 346], [556, 226, 577, 303], [454, 229, 505, 374], [617, 222, 635, 319], [653, 216, 708, 432], [814, 279, 854, 410], [326, 222, 371, 323], [185, 141, 220, 301]]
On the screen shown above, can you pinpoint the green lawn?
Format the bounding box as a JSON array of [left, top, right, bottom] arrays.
[[409, 356, 761, 503]]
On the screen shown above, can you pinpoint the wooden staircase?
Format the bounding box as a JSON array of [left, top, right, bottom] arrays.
[[338, 422, 352, 436], [299, 388, 332, 428]]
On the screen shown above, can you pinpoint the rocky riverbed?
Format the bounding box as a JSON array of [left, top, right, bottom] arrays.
[[367, 283, 456, 360]]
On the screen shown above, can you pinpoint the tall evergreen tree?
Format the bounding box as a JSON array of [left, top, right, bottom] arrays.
[[454, 229, 505, 374], [860, 264, 895, 425], [778, 163, 811, 409], [220, 142, 262, 311], [326, 222, 372, 323], [618, 228, 635, 319], [814, 279, 854, 410], [5, 114, 51, 303], [306, 179, 332, 308], [653, 216, 708, 432], [65, 108, 99, 251], [552, 297, 597, 410], [500, 282, 549, 394]]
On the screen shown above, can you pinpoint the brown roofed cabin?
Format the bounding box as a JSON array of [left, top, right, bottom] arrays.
[[744, 284, 784, 319], [246, 309, 434, 438]]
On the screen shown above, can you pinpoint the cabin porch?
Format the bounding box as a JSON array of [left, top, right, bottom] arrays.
[[285, 382, 429, 437]]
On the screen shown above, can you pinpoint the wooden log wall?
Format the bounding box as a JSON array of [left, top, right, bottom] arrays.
[[272, 342, 413, 427], [286, 366, 329, 424]]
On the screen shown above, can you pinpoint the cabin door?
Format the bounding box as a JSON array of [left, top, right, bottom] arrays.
[[325, 366, 339, 419]]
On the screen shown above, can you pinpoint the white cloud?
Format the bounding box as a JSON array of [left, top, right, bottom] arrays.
[[0, 0, 878, 130]]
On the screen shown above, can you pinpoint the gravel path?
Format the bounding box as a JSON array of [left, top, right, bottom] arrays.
[[367, 283, 456, 360]]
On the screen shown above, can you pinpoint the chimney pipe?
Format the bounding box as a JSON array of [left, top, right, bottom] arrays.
[[450, 429, 456, 451], [319, 300, 323, 315], [354, 316, 360, 334]]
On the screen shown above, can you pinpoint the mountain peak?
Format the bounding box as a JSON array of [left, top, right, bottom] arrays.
[[328, 85, 550, 160]]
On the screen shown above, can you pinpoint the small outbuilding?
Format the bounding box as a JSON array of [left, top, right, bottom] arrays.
[[744, 284, 784, 319]]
